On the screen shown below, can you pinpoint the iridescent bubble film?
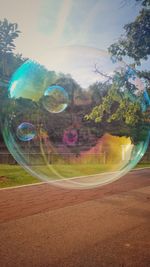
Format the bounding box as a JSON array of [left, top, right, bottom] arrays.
[[17, 122, 36, 141], [63, 128, 78, 146], [2, 46, 150, 189], [43, 85, 68, 113]]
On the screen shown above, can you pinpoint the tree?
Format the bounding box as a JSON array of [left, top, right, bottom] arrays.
[[0, 19, 26, 142], [85, 0, 150, 144], [108, 0, 150, 64], [0, 18, 21, 79], [89, 82, 110, 105], [55, 74, 81, 106]]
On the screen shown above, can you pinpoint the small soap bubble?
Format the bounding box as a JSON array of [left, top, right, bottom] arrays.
[[43, 85, 68, 113], [17, 122, 36, 141]]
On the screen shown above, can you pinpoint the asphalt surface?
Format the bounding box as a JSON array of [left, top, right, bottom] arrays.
[[0, 169, 149, 267]]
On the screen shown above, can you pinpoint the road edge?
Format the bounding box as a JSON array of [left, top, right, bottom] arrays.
[[0, 167, 150, 191]]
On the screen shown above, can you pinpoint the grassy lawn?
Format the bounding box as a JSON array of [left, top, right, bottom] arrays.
[[134, 163, 150, 169], [0, 163, 112, 188], [0, 162, 150, 188], [52, 163, 112, 178], [0, 165, 39, 188]]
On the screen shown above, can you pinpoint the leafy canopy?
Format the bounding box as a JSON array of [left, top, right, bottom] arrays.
[[109, 0, 150, 64]]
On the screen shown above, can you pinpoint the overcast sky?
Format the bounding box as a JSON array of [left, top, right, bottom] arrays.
[[0, 0, 141, 61]]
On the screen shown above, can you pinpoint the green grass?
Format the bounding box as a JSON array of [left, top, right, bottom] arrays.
[[0, 164, 39, 188], [52, 163, 112, 178], [0, 162, 150, 188], [0, 163, 114, 188], [134, 162, 150, 169]]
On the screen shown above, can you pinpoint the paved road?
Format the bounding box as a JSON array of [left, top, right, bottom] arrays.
[[0, 169, 149, 267]]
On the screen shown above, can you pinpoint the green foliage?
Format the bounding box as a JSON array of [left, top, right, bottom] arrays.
[[0, 18, 20, 54], [0, 19, 27, 140], [85, 69, 149, 144], [86, 0, 150, 144], [86, 84, 143, 126], [0, 19, 23, 80], [55, 74, 82, 106], [89, 82, 110, 104], [109, 2, 150, 64]]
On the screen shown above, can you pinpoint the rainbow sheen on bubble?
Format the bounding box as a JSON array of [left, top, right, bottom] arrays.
[[2, 46, 150, 189], [43, 85, 68, 113], [17, 122, 36, 141]]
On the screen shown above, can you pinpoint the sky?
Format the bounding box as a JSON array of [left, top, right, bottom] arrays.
[[0, 0, 142, 61]]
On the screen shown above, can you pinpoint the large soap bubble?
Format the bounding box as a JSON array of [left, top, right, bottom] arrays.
[[2, 46, 150, 189]]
